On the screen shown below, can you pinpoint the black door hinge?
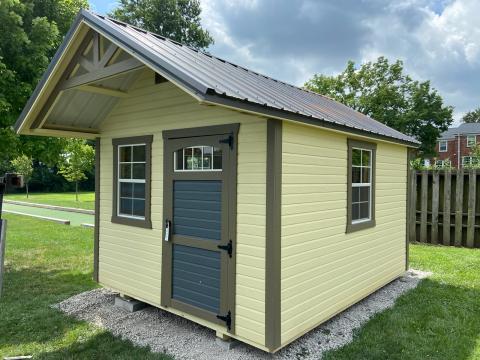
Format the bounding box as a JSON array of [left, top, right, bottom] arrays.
[[217, 240, 233, 257], [216, 310, 232, 330], [219, 134, 234, 150]]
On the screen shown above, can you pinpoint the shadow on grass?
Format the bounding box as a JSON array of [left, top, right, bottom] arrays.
[[323, 278, 480, 360], [35, 332, 172, 360], [0, 268, 170, 359]]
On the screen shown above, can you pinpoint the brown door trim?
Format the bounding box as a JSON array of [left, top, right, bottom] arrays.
[[161, 123, 239, 333]]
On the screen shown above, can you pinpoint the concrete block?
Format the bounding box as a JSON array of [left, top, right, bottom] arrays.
[[215, 337, 240, 351], [114, 295, 148, 312]]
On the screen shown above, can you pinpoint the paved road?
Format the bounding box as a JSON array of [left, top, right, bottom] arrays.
[[2, 203, 94, 226]]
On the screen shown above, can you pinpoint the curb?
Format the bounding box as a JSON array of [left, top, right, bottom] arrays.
[[3, 200, 94, 215], [3, 210, 70, 225]]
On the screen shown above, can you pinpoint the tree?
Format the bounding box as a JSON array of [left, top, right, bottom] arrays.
[[0, 0, 87, 172], [58, 139, 94, 201], [462, 107, 480, 123], [10, 155, 33, 198], [110, 0, 213, 49], [305, 57, 454, 156]]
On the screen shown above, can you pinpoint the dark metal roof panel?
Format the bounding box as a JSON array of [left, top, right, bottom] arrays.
[[15, 9, 419, 146]]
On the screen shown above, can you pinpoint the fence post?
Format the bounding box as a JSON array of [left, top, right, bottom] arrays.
[[467, 170, 476, 248], [455, 170, 464, 246], [443, 171, 451, 246], [420, 171, 429, 243], [431, 171, 439, 244], [409, 170, 417, 243]]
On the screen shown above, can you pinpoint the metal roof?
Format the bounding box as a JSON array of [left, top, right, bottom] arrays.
[[15, 10, 419, 146], [439, 123, 480, 140]]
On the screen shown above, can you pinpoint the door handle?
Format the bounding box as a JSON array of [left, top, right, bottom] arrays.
[[164, 220, 171, 241]]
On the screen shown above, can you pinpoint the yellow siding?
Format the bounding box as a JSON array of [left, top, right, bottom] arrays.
[[280, 122, 407, 346], [98, 69, 266, 346]]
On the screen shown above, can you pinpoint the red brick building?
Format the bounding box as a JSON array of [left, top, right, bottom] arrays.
[[434, 123, 480, 168]]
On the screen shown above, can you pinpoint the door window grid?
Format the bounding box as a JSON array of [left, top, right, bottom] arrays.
[[174, 146, 222, 172], [351, 148, 372, 223], [118, 144, 146, 219]]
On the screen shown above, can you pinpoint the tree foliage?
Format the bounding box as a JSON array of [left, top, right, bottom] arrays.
[[110, 0, 213, 49], [58, 139, 94, 201], [305, 57, 454, 156], [11, 154, 33, 197], [0, 0, 87, 172], [462, 107, 480, 123]]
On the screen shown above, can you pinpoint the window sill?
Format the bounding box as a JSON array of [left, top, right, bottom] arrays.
[[111, 215, 152, 229], [346, 219, 376, 233]]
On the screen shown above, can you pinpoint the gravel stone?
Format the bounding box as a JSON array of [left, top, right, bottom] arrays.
[[54, 269, 430, 360]]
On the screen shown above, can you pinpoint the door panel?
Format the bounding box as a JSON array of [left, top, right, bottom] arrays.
[[172, 244, 221, 314], [161, 129, 237, 332], [173, 180, 222, 241]]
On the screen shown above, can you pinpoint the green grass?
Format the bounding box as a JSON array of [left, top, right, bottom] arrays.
[[0, 214, 171, 359], [1, 214, 479, 359], [5, 192, 95, 210], [323, 244, 480, 360]]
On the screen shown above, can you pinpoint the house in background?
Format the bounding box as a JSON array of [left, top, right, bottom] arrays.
[[14, 10, 419, 353], [435, 123, 480, 168]]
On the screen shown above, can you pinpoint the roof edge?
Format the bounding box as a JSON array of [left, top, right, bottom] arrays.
[[202, 92, 420, 148]]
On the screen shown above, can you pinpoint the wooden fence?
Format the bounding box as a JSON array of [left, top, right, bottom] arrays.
[[409, 170, 480, 247]]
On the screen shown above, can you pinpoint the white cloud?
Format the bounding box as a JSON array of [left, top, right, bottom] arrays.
[[200, 0, 480, 119]]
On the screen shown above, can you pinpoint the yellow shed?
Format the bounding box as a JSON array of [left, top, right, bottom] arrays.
[[15, 10, 419, 353]]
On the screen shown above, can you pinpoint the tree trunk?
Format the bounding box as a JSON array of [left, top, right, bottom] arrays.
[[26, 183, 29, 199], [75, 181, 79, 202]]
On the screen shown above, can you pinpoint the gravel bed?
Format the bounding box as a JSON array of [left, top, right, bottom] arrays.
[[55, 269, 430, 360]]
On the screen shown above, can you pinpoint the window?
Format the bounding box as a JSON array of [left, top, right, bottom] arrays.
[[174, 146, 222, 171], [347, 140, 376, 233], [439, 141, 448, 152], [435, 160, 445, 167], [462, 156, 478, 167], [112, 135, 153, 228], [467, 135, 476, 147]]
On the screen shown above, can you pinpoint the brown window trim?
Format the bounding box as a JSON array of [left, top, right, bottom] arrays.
[[112, 135, 153, 229], [346, 139, 377, 233]]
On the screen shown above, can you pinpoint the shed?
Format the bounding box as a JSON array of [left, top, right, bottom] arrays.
[[15, 10, 419, 353]]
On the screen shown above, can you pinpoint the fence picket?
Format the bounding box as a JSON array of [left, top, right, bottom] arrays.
[[443, 171, 451, 246], [467, 170, 476, 247], [420, 171, 428, 243], [455, 171, 464, 246], [431, 172, 439, 244]]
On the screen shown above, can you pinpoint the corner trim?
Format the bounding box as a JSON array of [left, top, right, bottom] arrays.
[[346, 139, 377, 234], [265, 119, 282, 350], [93, 137, 100, 282], [111, 135, 153, 229]]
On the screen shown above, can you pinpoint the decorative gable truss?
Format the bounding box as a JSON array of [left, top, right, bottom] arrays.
[[30, 30, 145, 136]]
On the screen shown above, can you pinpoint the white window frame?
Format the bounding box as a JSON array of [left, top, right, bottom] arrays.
[[439, 140, 448, 152], [174, 145, 223, 172], [435, 160, 445, 167], [118, 143, 147, 220], [467, 135, 476, 148], [351, 147, 372, 224]]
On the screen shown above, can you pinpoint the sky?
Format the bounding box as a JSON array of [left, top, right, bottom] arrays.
[[89, 0, 480, 123]]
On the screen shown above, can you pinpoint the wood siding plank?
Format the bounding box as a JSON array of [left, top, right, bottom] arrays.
[[467, 170, 476, 247], [420, 171, 428, 243], [443, 171, 451, 246], [431, 171, 439, 244]]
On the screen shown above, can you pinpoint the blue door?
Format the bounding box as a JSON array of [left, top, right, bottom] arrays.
[[161, 127, 237, 332]]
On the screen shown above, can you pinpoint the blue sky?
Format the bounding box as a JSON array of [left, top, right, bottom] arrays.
[[89, 0, 117, 14], [89, 0, 480, 122]]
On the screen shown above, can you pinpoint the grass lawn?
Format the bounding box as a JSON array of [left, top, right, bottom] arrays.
[[323, 244, 480, 360], [1, 214, 479, 359], [0, 214, 170, 359], [4, 192, 95, 210]]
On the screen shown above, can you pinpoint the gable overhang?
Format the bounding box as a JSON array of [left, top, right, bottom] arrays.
[[15, 10, 420, 148]]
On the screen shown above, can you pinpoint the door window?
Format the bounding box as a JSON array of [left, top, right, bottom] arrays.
[[174, 146, 222, 171]]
